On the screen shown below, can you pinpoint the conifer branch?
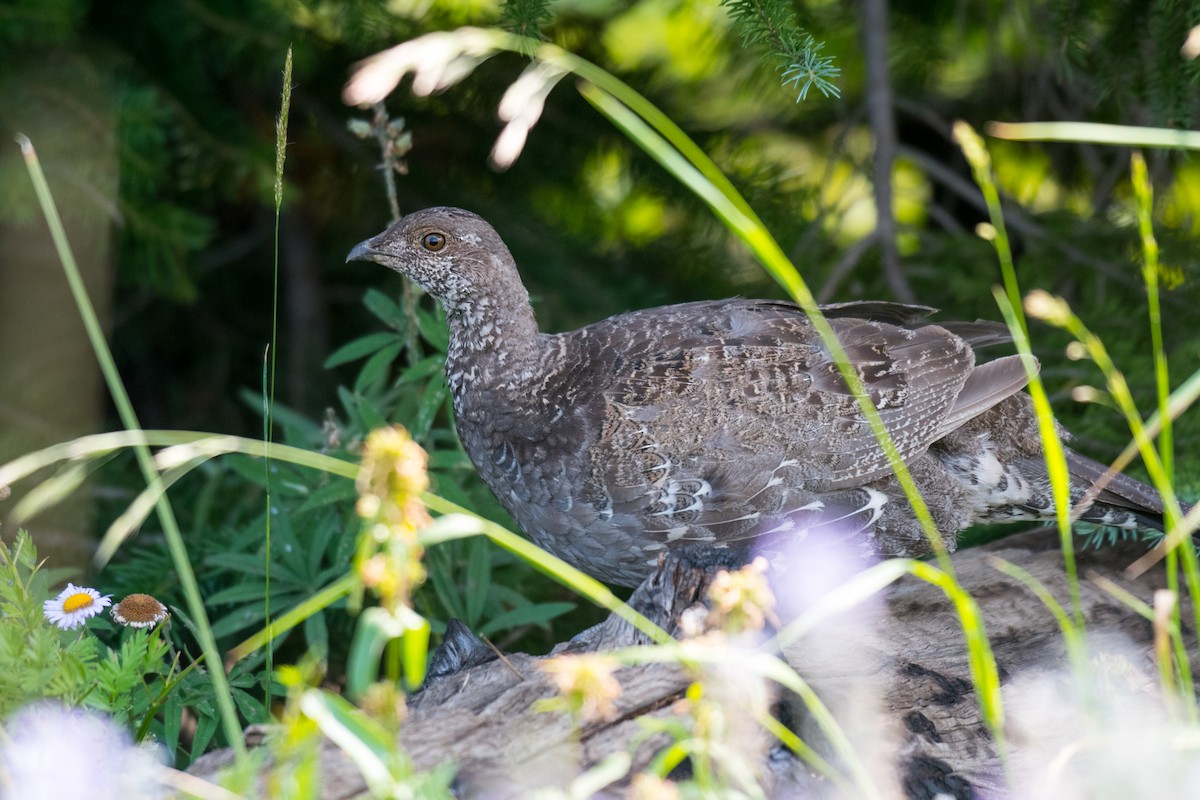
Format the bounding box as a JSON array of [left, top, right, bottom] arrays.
[[721, 0, 840, 101], [499, 0, 553, 42]]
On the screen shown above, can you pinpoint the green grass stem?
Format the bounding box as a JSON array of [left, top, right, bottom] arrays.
[[1130, 152, 1173, 483], [954, 123, 1084, 637], [16, 136, 246, 758], [263, 43, 294, 725], [988, 121, 1200, 150]]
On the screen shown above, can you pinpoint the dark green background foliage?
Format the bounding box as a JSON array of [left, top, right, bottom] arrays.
[[2, 0, 1198, 755]]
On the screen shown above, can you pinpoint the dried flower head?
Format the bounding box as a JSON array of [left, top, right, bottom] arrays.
[[43, 583, 112, 630], [111, 594, 169, 628], [707, 557, 777, 634], [540, 654, 622, 722]]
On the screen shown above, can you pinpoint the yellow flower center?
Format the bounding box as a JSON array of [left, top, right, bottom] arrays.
[[61, 592, 95, 613]]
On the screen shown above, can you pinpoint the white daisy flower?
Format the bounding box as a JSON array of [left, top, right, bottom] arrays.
[[42, 583, 112, 630]]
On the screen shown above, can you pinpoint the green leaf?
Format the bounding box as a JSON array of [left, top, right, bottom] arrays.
[[356, 395, 389, 432], [477, 601, 575, 637], [411, 382, 449, 441], [231, 688, 266, 720], [464, 538, 491, 628], [204, 582, 271, 605], [325, 332, 404, 369], [299, 689, 395, 795], [189, 712, 218, 765], [204, 552, 271, 577], [354, 342, 405, 393], [363, 288, 406, 329], [427, 449, 471, 470], [163, 691, 183, 756], [414, 306, 449, 351], [425, 548, 468, 622], [402, 613, 431, 689], [397, 354, 445, 384], [297, 479, 358, 513], [304, 609, 330, 659], [345, 606, 429, 697], [209, 605, 271, 639], [346, 606, 401, 698], [225, 454, 270, 487]]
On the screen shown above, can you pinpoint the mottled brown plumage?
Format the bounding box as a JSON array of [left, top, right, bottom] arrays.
[[348, 207, 1167, 586]]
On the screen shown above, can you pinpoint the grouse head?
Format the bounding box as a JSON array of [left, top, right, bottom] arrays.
[[346, 207, 524, 314]]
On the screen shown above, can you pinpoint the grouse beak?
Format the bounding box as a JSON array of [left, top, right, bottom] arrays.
[[346, 239, 383, 264]]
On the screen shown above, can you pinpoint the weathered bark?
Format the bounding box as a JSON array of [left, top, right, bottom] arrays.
[[190, 529, 1193, 798]]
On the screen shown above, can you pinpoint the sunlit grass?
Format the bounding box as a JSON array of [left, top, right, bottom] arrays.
[[978, 121, 1200, 719]]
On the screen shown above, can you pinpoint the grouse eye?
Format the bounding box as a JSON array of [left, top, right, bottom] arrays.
[[421, 232, 447, 252]]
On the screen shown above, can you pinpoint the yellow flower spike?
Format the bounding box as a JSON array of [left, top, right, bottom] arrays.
[[355, 425, 432, 531]]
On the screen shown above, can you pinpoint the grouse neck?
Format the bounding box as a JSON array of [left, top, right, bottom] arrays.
[[443, 286, 541, 401]]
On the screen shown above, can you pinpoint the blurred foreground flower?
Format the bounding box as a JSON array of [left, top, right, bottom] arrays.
[[706, 557, 777, 634], [356, 426, 431, 531], [0, 704, 165, 800], [111, 594, 169, 629], [540, 654, 622, 722], [344, 28, 565, 171], [355, 426, 431, 613], [630, 773, 681, 800], [42, 584, 111, 630], [343, 28, 503, 106]]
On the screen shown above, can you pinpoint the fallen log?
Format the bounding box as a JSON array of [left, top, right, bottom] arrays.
[[190, 528, 1194, 798]]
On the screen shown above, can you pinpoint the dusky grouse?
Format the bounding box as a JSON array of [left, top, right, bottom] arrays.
[[348, 207, 1169, 587]]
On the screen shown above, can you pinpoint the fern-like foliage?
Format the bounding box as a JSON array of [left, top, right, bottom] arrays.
[[721, 0, 840, 101]]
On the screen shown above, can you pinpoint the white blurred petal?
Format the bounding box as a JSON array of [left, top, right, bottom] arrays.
[[488, 62, 567, 170], [343, 28, 503, 106], [1184, 25, 1200, 60], [490, 123, 531, 171], [0, 704, 167, 800]]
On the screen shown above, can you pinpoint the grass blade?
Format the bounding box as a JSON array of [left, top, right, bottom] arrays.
[[17, 135, 246, 759]]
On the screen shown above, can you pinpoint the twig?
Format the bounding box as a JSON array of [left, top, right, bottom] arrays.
[[370, 102, 421, 366], [862, 0, 913, 302], [816, 231, 878, 302], [895, 143, 1148, 292]]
